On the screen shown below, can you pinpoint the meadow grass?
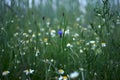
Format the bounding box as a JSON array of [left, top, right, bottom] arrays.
[[0, 0, 120, 80]]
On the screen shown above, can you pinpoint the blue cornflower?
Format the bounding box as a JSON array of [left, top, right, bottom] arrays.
[[58, 30, 63, 38]]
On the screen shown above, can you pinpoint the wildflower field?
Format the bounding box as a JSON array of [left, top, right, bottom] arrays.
[[0, 0, 120, 80]]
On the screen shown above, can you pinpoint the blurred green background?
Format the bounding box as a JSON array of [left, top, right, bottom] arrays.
[[0, 0, 120, 80]]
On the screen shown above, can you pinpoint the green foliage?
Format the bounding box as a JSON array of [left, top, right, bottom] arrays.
[[0, 0, 120, 80]]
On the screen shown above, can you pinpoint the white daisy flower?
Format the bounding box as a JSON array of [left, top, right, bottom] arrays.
[[70, 71, 79, 79], [23, 69, 34, 75], [2, 70, 10, 76]]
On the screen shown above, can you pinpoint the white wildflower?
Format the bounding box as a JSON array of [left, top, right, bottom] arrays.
[[58, 75, 68, 80], [76, 17, 80, 22], [41, 28, 45, 31], [66, 43, 73, 48], [46, 32, 49, 35], [50, 30, 56, 37], [46, 22, 50, 26], [74, 33, 79, 37], [70, 71, 79, 79], [23, 69, 34, 75], [50, 59, 54, 62], [32, 34, 36, 38], [58, 76, 63, 80], [89, 40, 95, 44], [28, 29, 32, 33], [80, 49, 83, 53], [94, 72, 97, 76], [91, 44, 96, 50], [65, 29, 70, 35], [2, 49, 4, 52], [1, 27, 4, 30], [35, 49, 40, 57], [101, 42, 106, 47], [79, 68, 84, 71], [62, 76, 68, 80], [98, 13, 101, 16], [58, 69, 64, 74], [26, 40, 29, 44], [86, 42, 90, 46], [14, 32, 19, 37], [2, 71, 10, 76], [73, 38, 75, 41], [98, 25, 101, 28], [38, 33, 41, 36]]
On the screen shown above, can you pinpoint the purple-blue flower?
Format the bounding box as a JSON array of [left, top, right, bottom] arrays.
[[58, 30, 63, 38]]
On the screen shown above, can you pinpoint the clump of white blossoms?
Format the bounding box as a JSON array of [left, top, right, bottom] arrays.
[[2, 70, 10, 76], [23, 69, 34, 75], [70, 71, 79, 79]]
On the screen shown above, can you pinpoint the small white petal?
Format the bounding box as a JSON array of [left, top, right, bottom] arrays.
[[70, 71, 79, 79]]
